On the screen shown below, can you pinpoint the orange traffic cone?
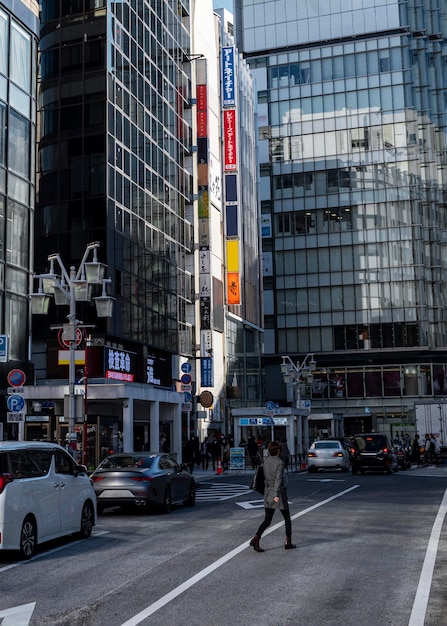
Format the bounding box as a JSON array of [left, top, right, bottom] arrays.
[[216, 457, 223, 475], [301, 459, 307, 470]]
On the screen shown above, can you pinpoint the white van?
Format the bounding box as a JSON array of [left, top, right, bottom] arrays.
[[0, 441, 96, 559]]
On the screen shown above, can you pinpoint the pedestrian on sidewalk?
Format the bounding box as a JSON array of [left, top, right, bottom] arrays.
[[201, 439, 210, 470], [249, 441, 296, 552]]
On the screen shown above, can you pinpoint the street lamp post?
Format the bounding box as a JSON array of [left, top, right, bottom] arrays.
[[30, 242, 114, 456], [281, 353, 316, 464]]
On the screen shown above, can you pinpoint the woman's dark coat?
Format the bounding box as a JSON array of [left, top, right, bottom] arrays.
[[263, 454, 288, 510]]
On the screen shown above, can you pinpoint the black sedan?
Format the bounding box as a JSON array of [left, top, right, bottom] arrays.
[[91, 452, 195, 514]]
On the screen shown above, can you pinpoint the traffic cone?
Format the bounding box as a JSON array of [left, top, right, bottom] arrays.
[[301, 459, 307, 470], [216, 457, 223, 475]]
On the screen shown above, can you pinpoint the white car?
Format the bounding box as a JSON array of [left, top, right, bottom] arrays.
[[307, 440, 350, 472], [0, 441, 96, 559]]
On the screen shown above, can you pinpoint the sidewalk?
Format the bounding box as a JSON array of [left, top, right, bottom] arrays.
[[408, 462, 447, 476], [191, 466, 255, 482]]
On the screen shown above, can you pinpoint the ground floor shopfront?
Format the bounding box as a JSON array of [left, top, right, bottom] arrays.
[[20, 381, 183, 469]]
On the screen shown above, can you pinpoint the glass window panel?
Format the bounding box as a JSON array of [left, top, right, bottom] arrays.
[[367, 50, 379, 75], [6, 200, 28, 267], [358, 90, 369, 109], [333, 56, 344, 79], [308, 288, 319, 312], [9, 83, 30, 118], [296, 249, 307, 273], [330, 248, 342, 271], [307, 249, 318, 272], [318, 247, 330, 272], [8, 110, 29, 178], [310, 59, 321, 82], [381, 87, 393, 110], [356, 52, 367, 76], [335, 92, 346, 111], [322, 58, 332, 81], [343, 285, 355, 309], [345, 54, 356, 77], [297, 289, 308, 312], [383, 368, 401, 396], [365, 369, 382, 397], [10, 22, 31, 92], [323, 93, 334, 113], [346, 370, 364, 397], [0, 10, 7, 75], [0, 101, 5, 166], [331, 286, 343, 310], [8, 173, 28, 204], [6, 294, 26, 360]]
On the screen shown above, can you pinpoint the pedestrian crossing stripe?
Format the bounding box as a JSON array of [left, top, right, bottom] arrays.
[[196, 482, 253, 501]]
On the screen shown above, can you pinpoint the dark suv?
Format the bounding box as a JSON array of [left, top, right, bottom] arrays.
[[351, 433, 398, 475]]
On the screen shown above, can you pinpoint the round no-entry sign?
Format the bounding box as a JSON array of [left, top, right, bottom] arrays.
[[7, 369, 26, 387]]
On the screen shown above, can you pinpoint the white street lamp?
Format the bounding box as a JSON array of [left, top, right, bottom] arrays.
[[281, 354, 316, 463], [30, 242, 114, 455]]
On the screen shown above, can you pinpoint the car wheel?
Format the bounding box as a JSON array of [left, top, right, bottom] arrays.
[[19, 516, 37, 560], [163, 487, 172, 514], [185, 482, 196, 506], [77, 501, 94, 539]]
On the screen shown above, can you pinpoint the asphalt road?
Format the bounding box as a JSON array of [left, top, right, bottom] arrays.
[[0, 466, 446, 626]]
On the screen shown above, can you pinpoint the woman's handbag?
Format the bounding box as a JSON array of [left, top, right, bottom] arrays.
[[250, 463, 265, 494]]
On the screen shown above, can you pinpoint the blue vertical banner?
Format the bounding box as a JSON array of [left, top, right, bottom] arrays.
[[222, 46, 235, 107], [201, 357, 214, 387]]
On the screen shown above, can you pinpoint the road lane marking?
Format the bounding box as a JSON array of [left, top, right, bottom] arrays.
[[0, 530, 109, 573], [120, 485, 360, 626], [408, 487, 447, 626]]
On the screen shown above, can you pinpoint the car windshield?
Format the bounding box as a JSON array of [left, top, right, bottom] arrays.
[[99, 455, 155, 469], [313, 442, 340, 449], [356, 436, 386, 452]]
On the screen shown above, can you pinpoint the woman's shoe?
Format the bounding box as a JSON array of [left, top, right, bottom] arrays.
[[285, 538, 297, 549], [250, 535, 264, 552]]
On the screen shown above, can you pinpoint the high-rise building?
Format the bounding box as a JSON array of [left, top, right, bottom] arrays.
[[29, 1, 196, 461], [214, 8, 264, 432], [236, 0, 447, 439], [24, 1, 262, 462], [0, 0, 39, 440]]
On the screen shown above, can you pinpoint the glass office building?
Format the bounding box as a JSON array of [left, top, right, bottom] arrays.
[[29, 1, 194, 457], [0, 0, 39, 438], [236, 0, 447, 435], [37, 1, 193, 354]]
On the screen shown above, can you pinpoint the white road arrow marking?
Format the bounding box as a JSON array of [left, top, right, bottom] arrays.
[[0, 603, 35, 625], [236, 499, 264, 509]]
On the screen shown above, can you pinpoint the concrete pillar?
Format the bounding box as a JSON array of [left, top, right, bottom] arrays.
[[297, 415, 303, 458], [172, 402, 182, 463], [122, 398, 133, 451], [287, 417, 294, 465], [150, 401, 159, 454], [304, 416, 309, 453]]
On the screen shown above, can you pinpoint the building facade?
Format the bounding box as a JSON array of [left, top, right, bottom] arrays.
[[0, 0, 39, 440], [235, 0, 447, 440], [215, 8, 264, 434], [29, 0, 197, 463]]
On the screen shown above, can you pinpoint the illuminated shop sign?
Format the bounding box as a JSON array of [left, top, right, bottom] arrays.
[[105, 347, 135, 382], [222, 46, 235, 106]]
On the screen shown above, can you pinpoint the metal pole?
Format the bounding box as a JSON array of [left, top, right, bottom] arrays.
[[68, 266, 77, 457], [83, 337, 90, 467]]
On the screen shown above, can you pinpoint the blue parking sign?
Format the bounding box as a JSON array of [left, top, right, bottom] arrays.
[[0, 335, 7, 363], [7, 394, 25, 412]]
